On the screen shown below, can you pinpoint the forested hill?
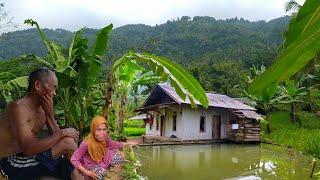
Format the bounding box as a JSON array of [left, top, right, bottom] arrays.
[[0, 16, 291, 95], [0, 16, 290, 65]]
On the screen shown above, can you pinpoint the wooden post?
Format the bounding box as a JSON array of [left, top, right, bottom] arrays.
[[310, 158, 317, 178]]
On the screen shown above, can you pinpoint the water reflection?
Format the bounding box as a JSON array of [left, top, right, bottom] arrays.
[[135, 144, 315, 180]]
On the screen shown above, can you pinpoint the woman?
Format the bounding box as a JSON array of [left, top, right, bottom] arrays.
[[71, 116, 130, 180]]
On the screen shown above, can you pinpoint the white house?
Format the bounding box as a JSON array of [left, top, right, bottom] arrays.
[[134, 84, 262, 143]]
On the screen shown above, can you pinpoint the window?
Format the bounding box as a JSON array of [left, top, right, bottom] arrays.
[[156, 116, 159, 130], [149, 121, 152, 130], [200, 116, 205, 132], [173, 113, 177, 131]]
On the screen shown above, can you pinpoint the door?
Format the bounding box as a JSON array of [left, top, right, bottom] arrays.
[[160, 115, 165, 136], [212, 115, 221, 139]]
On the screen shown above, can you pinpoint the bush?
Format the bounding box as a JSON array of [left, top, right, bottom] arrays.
[[124, 120, 145, 128], [260, 119, 268, 134], [124, 127, 145, 137], [297, 111, 320, 129], [122, 146, 140, 179]]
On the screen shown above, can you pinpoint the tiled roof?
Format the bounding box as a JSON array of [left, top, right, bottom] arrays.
[[158, 84, 256, 110]]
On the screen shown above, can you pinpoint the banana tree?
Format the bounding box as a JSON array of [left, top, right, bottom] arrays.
[[102, 52, 209, 126], [129, 71, 160, 109], [0, 72, 28, 108], [245, 83, 279, 133], [277, 79, 309, 123], [113, 62, 161, 138], [113, 61, 145, 137], [25, 19, 209, 138], [24, 19, 111, 137], [249, 0, 320, 94]]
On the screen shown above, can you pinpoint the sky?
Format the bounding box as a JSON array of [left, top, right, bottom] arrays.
[[2, 0, 305, 32]]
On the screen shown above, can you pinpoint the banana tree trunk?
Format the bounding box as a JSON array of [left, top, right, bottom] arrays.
[[118, 92, 127, 137], [266, 111, 271, 134], [102, 74, 113, 123], [291, 103, 297, 123]]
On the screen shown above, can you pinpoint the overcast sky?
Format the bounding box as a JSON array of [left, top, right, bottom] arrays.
[[3, 0, 305, 32]]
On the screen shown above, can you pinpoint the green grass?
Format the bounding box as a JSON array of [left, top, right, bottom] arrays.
[[124, 127, 145, 137], [124, 120, 145, 128], [262, 111, 320, 158]]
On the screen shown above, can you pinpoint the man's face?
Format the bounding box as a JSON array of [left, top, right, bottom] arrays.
[[39, 72, 58, 98]]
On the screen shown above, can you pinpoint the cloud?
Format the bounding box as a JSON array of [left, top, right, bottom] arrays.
[[3, 0, 301, 31]]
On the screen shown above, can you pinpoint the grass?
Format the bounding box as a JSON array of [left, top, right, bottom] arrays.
[[124, 127, 146, 137], [124, 120, 145, 128], [124, 120, 145, 137], [262, 111, 320, 158]]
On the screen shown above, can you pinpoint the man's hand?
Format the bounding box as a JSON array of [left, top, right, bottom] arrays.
[[40, 94, 54, 116], [61, 128, 79, 142]]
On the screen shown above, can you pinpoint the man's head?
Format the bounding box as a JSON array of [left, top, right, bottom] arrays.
[[28, 67, 58, 97]]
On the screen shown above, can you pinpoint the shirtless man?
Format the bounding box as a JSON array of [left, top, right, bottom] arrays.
[[0, 67, 82, 180]]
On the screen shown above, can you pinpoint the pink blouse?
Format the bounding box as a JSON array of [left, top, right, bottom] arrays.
[[71, 136, 124, 170]]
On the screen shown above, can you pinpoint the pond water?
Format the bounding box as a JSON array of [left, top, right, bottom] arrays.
[[135, 144, 316, 180]]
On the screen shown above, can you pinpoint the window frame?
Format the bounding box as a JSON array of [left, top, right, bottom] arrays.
[[199, 116, 206, 132], [173, 113, 177, 131]]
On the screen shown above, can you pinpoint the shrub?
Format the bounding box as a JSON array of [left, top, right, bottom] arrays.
[[297, 111, 320, 129], [124, 120, 145, 128], [124, 127, 145, 137]]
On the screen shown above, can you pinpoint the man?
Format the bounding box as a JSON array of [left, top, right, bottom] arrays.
[[0, 67, 83, 180]]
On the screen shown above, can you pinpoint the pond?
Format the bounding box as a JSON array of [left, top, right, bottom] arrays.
[[135, 144, 316, 180]]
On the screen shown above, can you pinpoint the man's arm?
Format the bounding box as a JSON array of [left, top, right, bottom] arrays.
[[41, 94, 59, 134], [41, 94, 79, 142], [10, 103, 63, 156]]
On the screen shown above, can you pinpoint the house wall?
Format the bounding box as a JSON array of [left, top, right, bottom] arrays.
[[145, 105, 182, 137], [144, 104, 238, 140], [163, 105, 182, 138], [180, 104, 233, 140]]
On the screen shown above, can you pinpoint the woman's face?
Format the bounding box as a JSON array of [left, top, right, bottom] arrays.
[[95, 123, 107, 142]]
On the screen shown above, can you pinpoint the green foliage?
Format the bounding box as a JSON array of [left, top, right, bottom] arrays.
[[245, 83, 279, 112], [0, 16, 291, 96], [124, 127, 145, 137], [263, 111, 320, 158], [297, 111, 320, 129], [249, 0, 320, 93], [0, 55, 53, 109], [122, 146, 143, 180], [113, 52, 209, 108], [190, 60, 247, 97], [124, 120, 144, 128], [122, 163, 139, 179], [309, 88, 320, 112], [23, 19, 111, 137], [0, 73, 28, 106]]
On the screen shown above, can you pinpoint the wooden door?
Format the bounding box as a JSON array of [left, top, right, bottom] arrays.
[[212, 115, 221, 139]]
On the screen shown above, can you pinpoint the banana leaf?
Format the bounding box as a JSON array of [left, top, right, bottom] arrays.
[[113, 51, 209, 108], [249, 0, 320, 94]]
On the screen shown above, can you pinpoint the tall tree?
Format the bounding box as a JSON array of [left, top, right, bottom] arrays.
[[285, 0, 302, 14], [0, 1, 17, 32]]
